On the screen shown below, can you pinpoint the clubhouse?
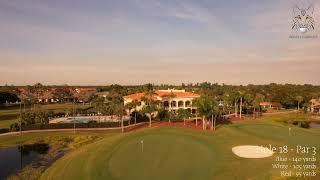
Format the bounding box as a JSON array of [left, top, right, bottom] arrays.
[[123, 89, 200, 113]]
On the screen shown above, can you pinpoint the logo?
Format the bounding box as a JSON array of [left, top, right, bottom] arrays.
[[292, 5, 315, 34]]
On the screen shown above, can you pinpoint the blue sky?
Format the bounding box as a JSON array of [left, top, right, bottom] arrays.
[[0, 0, 319, 85]]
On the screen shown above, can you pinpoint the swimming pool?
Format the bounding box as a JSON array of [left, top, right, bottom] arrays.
[[67, 118, 96, 123], [50, 116, 131, 124]]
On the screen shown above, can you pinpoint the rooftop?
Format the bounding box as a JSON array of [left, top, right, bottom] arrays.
[[123, 90, 200, 101]]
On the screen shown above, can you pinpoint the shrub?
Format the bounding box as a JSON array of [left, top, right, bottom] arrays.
[[20, 121, 130, 131], [130, 111, 149, 123], [292, 121, 310, 129], [0, 128, 9, 134]]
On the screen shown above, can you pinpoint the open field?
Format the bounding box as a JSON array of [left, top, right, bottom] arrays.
[[35, 117, 320, 180]]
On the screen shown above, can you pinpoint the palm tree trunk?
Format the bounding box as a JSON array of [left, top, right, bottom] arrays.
[[169, 102, 171, 124], [98, 111, 101, 123], [298, 102, 300, 111], [234, 101, 238, 117], [196, 114, 198, 126], [149, 115, 152, 128], [202, 116, 205, 130], [239, 97, 242, 119], [214, 115, 216, 131], [128, 109, 131, 125], [134, 112, 137, 124], [211, 114, 214, 130], [121, 116, 124, 133]]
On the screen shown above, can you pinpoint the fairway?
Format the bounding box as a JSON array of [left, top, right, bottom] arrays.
[[40, 120, 320, 180]]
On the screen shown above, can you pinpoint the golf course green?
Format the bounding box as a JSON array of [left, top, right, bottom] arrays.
[[39, 119, 320, 180]]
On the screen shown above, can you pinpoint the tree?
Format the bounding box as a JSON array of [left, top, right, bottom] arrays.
[[103, 92, 124, 126], [161, 92, 177, 123], [208, 99, 219, 131], [141, 84, 159, 128], [193, 95, 214, 130], [53, 88, 73, 103], [243, 93, 254, 114], [114, 102, 125, 133], [77, 91, 95, 103], [157, 108, 169, 121], [0, 92, 19, 105], [238, 91, 245, 119], [20, 109, 49, 125], [93, 97, 105, 123], [252, 93, 265, 117], [141, 96, 159, 128], [295, 96, 304, 111], [125, 100, 140, 125], [177, 108, 191, 125], [230, 91, 240, 117]]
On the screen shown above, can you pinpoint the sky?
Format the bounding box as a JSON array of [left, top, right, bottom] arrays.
[[0, 0, 319, 85]]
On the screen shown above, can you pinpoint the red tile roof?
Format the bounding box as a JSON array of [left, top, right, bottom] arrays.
[[259, 102, 273, 106], [124, 91, 200, 101]]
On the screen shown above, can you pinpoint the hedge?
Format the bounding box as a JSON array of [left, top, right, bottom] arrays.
[[21, 121, 130, 131], [0, 128, 9, 134]]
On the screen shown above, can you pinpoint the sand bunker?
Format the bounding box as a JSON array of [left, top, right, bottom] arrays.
[[232, 145, 274, 158]]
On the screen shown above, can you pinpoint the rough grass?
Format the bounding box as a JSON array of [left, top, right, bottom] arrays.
[[40, 117, 320, 180], [1, 132, 102, 180]]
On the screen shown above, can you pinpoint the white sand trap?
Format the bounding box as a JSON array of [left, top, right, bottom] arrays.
[[232, 145, 274, 158]]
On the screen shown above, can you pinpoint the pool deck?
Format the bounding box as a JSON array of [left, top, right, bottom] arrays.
[[0, 122, 147, 136], [49, 116, 130, 123]]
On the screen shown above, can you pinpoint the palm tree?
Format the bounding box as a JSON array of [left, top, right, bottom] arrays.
[[195, 110, 199, 126], [177, 108, 190, 125], [230, 91, 240, 117], [252, 93, 265, 118], [125, 100, 140, 125], [214, 104, 224, 131], [295, 96, 303, 111], [161, 92, 176, 123], [93, 97, 105, 123], [193, 95, 213, 130], [114, 103, 125, 133], [243, 93, 254, 115], [105, 93, 126, 133], [141, 96, 159, 128], [209, 99, 218, 131], [141, 84, 159, 128]]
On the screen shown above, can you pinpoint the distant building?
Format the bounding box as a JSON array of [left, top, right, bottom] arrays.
[[38, 89, 58, 103], [123, 89, 200, 114], [310, 99, 320, 113], [95, 91, 110, 98], [259, 102, 273, 109], [17, 87, 96, 103]]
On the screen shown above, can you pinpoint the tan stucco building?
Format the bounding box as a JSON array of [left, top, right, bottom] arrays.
[[123, 89, 200, 113]]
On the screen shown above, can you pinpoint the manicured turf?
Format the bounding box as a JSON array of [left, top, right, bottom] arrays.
[[39, 119, 320, 180]]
